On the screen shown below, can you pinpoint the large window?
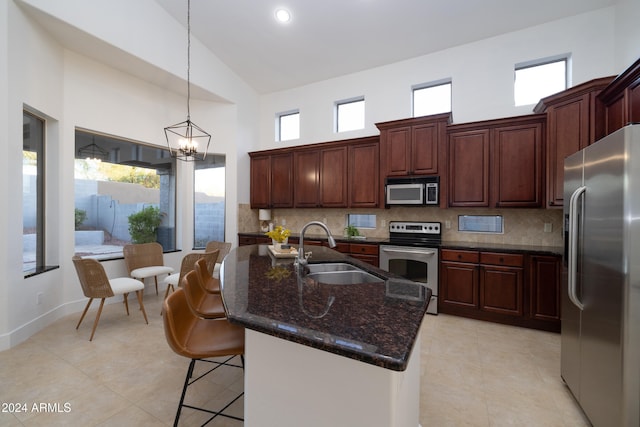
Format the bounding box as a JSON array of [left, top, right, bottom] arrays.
[[413, 81, 452, 117], [23, 111, 45, 273], [194, 155, 226, 248], [277, 111, 300, 141], [515, 57, 568, 106], [74, 130, 176, 259], [336, 97, 365, 132]]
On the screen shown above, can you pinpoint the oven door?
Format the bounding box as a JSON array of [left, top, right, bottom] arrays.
[[379, 245, 439, 314]]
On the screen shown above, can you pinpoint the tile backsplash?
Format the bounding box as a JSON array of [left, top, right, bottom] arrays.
[[238, 204, 564, 247]]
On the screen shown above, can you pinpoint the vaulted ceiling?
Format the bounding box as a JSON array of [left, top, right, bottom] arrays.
[[155, 0, 617, 93]]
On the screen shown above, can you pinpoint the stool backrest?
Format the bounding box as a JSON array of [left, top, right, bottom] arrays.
[[205, 241, 231, 263], [177, 249, 218, 283], [162, 288, 196, 356]]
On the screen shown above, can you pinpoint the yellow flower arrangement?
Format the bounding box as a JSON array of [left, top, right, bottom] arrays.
[[265, 225, 291, 243]]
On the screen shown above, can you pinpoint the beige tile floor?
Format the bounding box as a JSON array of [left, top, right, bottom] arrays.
[[0, 292, 591, 427]]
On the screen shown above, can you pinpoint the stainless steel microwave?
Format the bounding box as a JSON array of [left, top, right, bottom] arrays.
[[385, 176, 439, 206]]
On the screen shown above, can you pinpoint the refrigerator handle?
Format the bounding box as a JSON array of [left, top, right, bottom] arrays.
[[568, 185, 586, 311]]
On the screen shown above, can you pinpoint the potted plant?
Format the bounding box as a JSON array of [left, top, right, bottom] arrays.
[[127, 206, 163, 244], [265, 225, 291, 250], [344, 224, 360, 239]]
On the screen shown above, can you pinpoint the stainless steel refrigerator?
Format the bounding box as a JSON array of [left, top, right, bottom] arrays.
[[563, 124, 640, 427]]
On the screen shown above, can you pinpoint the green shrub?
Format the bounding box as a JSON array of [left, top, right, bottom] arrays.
[[128, 206, 163, 244], [344, 224, 360, 238], [75, 208, 87, 230]]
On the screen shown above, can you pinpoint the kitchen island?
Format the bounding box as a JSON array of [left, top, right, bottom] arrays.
[[220, 244, 431, 427]]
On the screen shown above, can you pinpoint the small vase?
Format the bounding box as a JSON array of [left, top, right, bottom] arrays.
[[272, 238, 288, 251]]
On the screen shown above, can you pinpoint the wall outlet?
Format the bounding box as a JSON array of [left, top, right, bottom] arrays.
[[322, 217, 327, 224], [381, 219, 386, 228], [281, 218, 286, 226], [544, 223, 553, 233], [37, 292, 43, 305], [445, 220, 451, 229]]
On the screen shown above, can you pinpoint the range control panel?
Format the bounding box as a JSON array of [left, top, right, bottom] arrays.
[[389, 221, 441, 235]]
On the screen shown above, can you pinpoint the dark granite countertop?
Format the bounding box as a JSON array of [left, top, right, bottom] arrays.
[[220, 245, 431, 371], [239, 231, 563, 256], [238, 231, 389, 244], [440, 241, 563, 256]]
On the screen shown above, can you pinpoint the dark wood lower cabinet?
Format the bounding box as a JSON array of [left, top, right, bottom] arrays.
[[529, 255, 561, 324], [335, 242, 379, 267], [480, 264, 523, 316], [238, 235, 271, 246], [440, 261, 479, 308], [440, 249, 560, 332]]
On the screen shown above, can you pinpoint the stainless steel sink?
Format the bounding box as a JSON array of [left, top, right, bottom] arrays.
[[305, 270, 384, 285], [306, 263, 360, 273]]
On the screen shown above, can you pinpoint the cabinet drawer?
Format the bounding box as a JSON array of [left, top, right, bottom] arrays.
[[238, 236, 256, 246], [480, 252, 524, 267], [441, 249, 479, 263], [334, 242, 351, 253], [349, 243, 379, 255]]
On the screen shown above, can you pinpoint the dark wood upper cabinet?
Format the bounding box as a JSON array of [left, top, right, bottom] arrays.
[[250, 154, 271, 208], [320, 146, 348, 207], [377, 113, 450, 177], [448, 128, 490, 207], [349, 140, 379, 207], [249, 152, 293, 209], [492, 121, 544, 208], [250, 136, 377, 209], [598, 58, 640, 135], [294, 150, 320, 207], [270, 153, 294, 208], [447, 115, 545, 208], [535, 76, 614, 207]]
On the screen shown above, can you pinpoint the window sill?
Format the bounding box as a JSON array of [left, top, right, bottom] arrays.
[[24, 265, 60, 279]]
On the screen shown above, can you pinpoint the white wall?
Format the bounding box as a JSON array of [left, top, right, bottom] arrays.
[[2, 0, 66, 349], [0, 0, 260, 350], [0, 1, 10, 345], [259, 7, 617, 150], [614, 0, 640, 71]]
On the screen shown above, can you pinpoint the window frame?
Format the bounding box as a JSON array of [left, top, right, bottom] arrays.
[[23, 110, 46, 274], [514, 55, 569, 106], [336, 97, 365, 133], [412, 79, 452, 117], [347, 213, 376, 230], [73, 130, 177, 260], [276, 110, 300, 142]]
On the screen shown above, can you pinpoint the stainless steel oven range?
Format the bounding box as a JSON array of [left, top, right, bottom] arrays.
[[379, 221, 440, 314]]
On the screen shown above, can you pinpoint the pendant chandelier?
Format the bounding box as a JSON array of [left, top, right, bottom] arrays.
[[164, 0, 211, 161], [78, 136, 109, 161]]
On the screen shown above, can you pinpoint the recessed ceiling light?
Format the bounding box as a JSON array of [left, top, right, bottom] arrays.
[[275, 8, 291, 23]]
